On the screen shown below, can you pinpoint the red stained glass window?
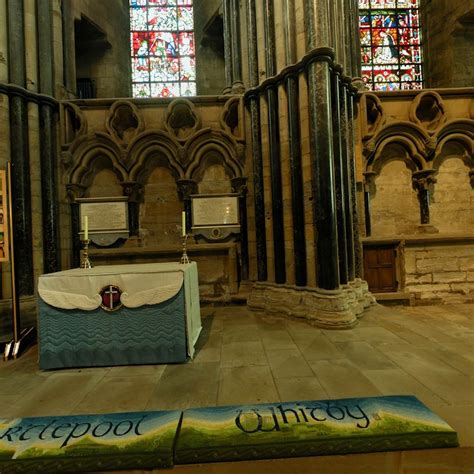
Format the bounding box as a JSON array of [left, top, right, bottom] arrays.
[[130, 0, 195, 98], [358, 0, 423, 91]]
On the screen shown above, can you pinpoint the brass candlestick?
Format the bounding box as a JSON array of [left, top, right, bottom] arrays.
[[180, 234, 190, 264], [80, 239, 93, 269]]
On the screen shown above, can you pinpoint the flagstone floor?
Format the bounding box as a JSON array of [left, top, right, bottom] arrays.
[[1, 303, 473, 452]]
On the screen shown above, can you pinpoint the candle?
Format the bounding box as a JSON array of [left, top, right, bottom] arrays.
[[182, 211, 186, 237], [84, 215, 88, 240]]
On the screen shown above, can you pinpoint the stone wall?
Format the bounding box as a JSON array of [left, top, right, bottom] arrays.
[[67, 0, 131, 98], [358, 88, 474, 303], [421, 0, 474, 88], [405, 239, 474, 304], [194, 0, 225, 95]]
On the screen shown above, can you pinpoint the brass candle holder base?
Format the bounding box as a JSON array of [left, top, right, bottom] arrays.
[[80, 239, 93, 269], [180, 234, 190, 264]]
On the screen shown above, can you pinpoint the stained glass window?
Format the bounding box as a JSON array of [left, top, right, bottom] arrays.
[[130, 0, 195, 98], [358, 0, 423, 91]]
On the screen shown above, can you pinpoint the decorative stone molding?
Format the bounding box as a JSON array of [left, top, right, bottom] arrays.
[[247, 280, 375, 329], [177, 179, 198, 201], [412, 169, 437, 192], [120, 181, 143, 202], [220, 97, 244, 140], [409, 91, 447, 134], [60, 102, 87, 147], [164, 99, 201, 141], [105, 100, 144, 148], [359, 93, 385, 140]]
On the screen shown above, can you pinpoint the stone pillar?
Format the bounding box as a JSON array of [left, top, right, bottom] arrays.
[[304, 0, 340, 290], [332, 66, 348, 285], [8, 0, 34, 296], [230, 0, 245, 93], [348, 88, 363, 277], [231, 177, 249, 281], [37, 0, 60, 274], [222, 0, 233, 94], [264, 0, 285, 284], [283, 0, 306, 286], [412, 171, 436, 226], [363, 171, 376, 238], [121, 181, 143, 237], [341, 77, 356, 281], [61, 0, 76, 95], [246, 0, 267, 281]]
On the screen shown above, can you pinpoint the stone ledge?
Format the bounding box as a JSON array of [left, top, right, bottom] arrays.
[[247, 279, 375, 329]]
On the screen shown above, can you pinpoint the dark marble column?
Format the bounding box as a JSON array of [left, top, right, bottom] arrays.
[[341, 78, 356, 281], [222, 0, 233, 94], [347, 88, 363, 277], [39, 104, 60, 273], [121, 182, 143, 236], [264, 0, 286, 284], [304, 0, 340, 290], [232, 177, 249, 281], [37, 0, 60, 274], [332, 67, 349, 285], [177, 179, 198, 233], [413, 171, 436, 225], [8, 0, 34, 295], [283, 0, 306, 286], [230, 0, 245, 93], [246, 0, 267, 281], [363, 171, 376, 238]]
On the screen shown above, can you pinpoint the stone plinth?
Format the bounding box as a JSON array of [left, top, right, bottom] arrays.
[[248, 279, 375, 329]]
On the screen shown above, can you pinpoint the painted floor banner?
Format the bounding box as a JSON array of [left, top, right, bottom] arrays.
[[0, 396, 459, 473]]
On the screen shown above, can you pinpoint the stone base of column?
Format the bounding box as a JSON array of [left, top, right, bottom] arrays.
[[248, 280, 375, 329]]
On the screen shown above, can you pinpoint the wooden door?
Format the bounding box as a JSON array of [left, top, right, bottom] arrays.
[[364, 245, 397, 293]]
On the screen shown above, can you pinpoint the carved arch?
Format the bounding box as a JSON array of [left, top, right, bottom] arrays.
[[431, 120, 474, 173], [68, 133, 127, 197], [128, 130, 184, 182], [363, 121, 430, 162], [184, 128, 243, 180]]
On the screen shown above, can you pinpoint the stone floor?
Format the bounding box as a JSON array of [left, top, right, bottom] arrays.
[[1, 303, 473, 459]]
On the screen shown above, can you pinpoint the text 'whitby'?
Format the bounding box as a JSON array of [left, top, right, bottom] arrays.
[[235, 403, 370, 434]]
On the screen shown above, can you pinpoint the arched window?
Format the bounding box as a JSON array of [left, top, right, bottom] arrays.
[[130, 0, 196, 98], [359, 0, 423, 91]]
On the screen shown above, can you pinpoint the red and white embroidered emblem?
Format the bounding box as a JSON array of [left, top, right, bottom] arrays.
[[100, 285, 123, 312]]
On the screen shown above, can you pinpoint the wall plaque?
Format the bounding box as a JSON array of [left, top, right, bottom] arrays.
[[191, 194, 240, 242], [77, 197, 129, 246]]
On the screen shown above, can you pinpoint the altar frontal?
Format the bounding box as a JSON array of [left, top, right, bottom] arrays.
[[37, 262, 202, 370]]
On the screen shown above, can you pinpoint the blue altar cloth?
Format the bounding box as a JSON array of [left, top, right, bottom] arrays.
[[38, 262, 202, 370]]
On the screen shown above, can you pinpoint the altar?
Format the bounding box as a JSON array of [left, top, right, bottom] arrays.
[[37, 262, 202, 370]]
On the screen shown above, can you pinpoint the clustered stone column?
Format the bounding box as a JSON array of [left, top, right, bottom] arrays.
[[246, 0, 267, 281], [245, 0, 374, 327], [283, 0, 307, 287], [223, 0, 245, 94], [7, 0, 34, 296], [37, 0, 61, 274], [264, 0, 286, 284], [304, 0, 340, 290]]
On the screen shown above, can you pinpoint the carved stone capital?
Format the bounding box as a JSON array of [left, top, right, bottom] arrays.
[[363, 171, 377, 194], [121, 181, 143, 202], [66, 183, 87, 202], [231, 176, 247, 195], [412, 170, 437, 192], [177, 179, 198, 200]]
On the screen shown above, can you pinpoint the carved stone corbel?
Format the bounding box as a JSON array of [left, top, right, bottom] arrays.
[[121, 181, 144, 202], [66, 183, 87, 203], [231, 176, 248, 195], [177, 179, 198, 201]]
